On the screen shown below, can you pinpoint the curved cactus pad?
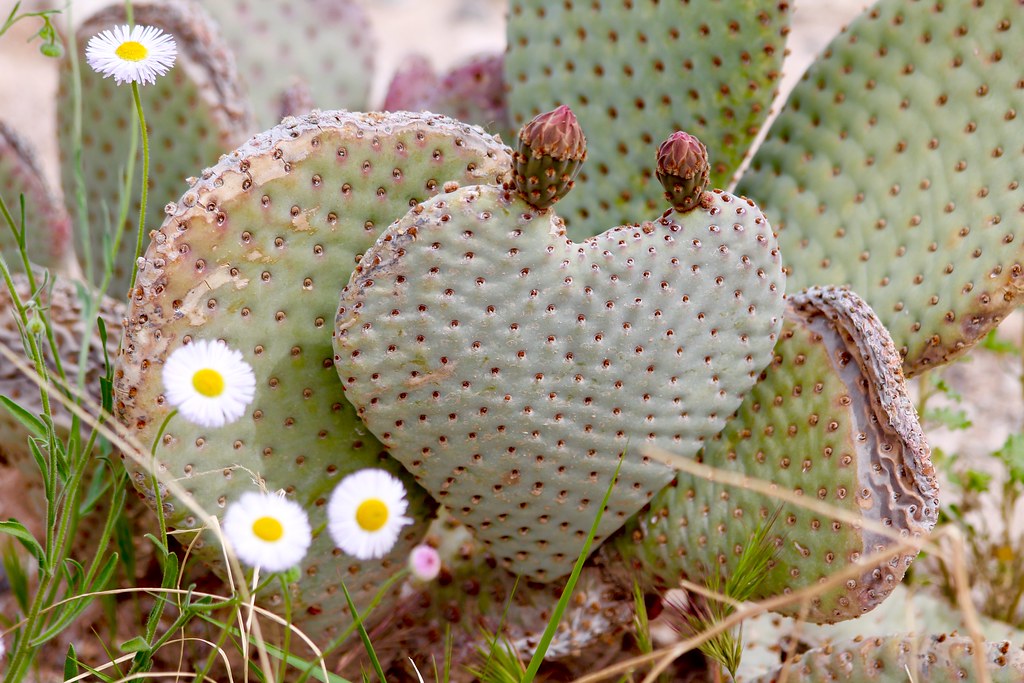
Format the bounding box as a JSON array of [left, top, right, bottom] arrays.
[[0, 122, 73, 272], [753, 633, 1024, 683], [58, 0, 253, 295], [115, 110, 511, 639], [610, 287, 937, 623], [334, 187, 785, 581], [506, 0, 790, 236], [201, 0, 375, 126], [738, 0, 1024, 376]]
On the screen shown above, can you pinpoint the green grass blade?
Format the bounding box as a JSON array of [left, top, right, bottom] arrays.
[[521, 451, 625, 682], [340, 579, 387, 682]]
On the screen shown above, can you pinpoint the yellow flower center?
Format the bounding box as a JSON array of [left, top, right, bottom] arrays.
[[355, 499, 389, 532], [115, 40, 149, 62], [251, 516, 284, 542], [192, 368, 225, 397]]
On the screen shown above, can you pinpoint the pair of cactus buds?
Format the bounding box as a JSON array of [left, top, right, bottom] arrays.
[[512, 105, 710, 213]]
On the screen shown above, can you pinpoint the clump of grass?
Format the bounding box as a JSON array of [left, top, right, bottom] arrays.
[[661, 508, 781, 680]]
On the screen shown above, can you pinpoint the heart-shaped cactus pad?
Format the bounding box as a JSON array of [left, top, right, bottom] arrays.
[[334, 185, 786, 581]]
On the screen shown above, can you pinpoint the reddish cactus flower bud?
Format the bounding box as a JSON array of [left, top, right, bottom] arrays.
[[656, 131, 710, 213], [513, 105, 587, 210]]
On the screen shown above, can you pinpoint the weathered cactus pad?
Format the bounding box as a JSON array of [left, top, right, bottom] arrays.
[[115, 110, 511, 636], [0, 122, 73, 272], [753, 633, 1024, 683], [506, 0, 790, 236], [58, 0, 253, 294], [738, 0, 1024, 375], [334, 186, 785, 581], [610, 287, 937, 623]]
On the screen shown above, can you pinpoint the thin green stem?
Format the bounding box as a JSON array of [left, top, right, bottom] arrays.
[[277, 574, 293, 683], [64, 2, 93, 287], [127, 80, 149, 294], [149, 408, 177, 551]]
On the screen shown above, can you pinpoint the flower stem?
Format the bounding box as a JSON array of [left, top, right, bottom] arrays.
[[149, 408, 177, 551], [127, 80, 149, 294]]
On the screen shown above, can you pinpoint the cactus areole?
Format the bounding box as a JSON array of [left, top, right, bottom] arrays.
[[513, 105, 587, 210]]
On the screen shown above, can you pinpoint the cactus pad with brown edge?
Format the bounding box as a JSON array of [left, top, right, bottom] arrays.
[[607, 286, 937, 624], [737, 0, 1024, 376], [114, 110, 512, 641], [753, 633, 1024, 683]]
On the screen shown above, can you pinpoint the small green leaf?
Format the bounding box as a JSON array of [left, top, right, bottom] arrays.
[[2, 540, 30, 611], [0, 519, 44, 564], [119, 636, 150, 653], [994, 434, 1024, 485], [961, 469, 993, 493], [924, 406, 972, 431], [0, 394, 47, 438], [980, 328, 1021, 355], [64, 643, 79, 680]]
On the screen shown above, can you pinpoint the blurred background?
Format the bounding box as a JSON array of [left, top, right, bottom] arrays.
[[0, 0, 869, 189]]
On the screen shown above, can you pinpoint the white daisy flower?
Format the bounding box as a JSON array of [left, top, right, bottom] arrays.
[[408, 544, 441, 582], [85, 24, 177, 86], [162, 339, 256, 428], [222, 491, 312, 573], [328, 469, 413, 560]]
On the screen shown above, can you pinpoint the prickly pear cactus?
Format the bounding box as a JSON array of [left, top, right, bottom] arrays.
[[506, 0, 790, 236], [383, 53, 511, 142], [57, 0, 253, 295], [753, 634, 1024, 683], [0, 122, 74, 272], [608, 287, 938, 624], [738, 0, 1024, 375], [114, 110, 512, 639], [200, 0, 375, 127], [333, 123, 786, 581]]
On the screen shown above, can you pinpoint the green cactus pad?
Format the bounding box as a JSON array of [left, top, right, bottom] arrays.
[[334, 186, 785, 581], [201, 0, 374, 127], [608, 287, 937, 623], [506, 0, 790, 236], [58, 0, 253, 295], [737, 0, 1024, 376], [753, 634, 1024, 683], [114, 110, 511, 639], [0, 122, 73, 272]]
